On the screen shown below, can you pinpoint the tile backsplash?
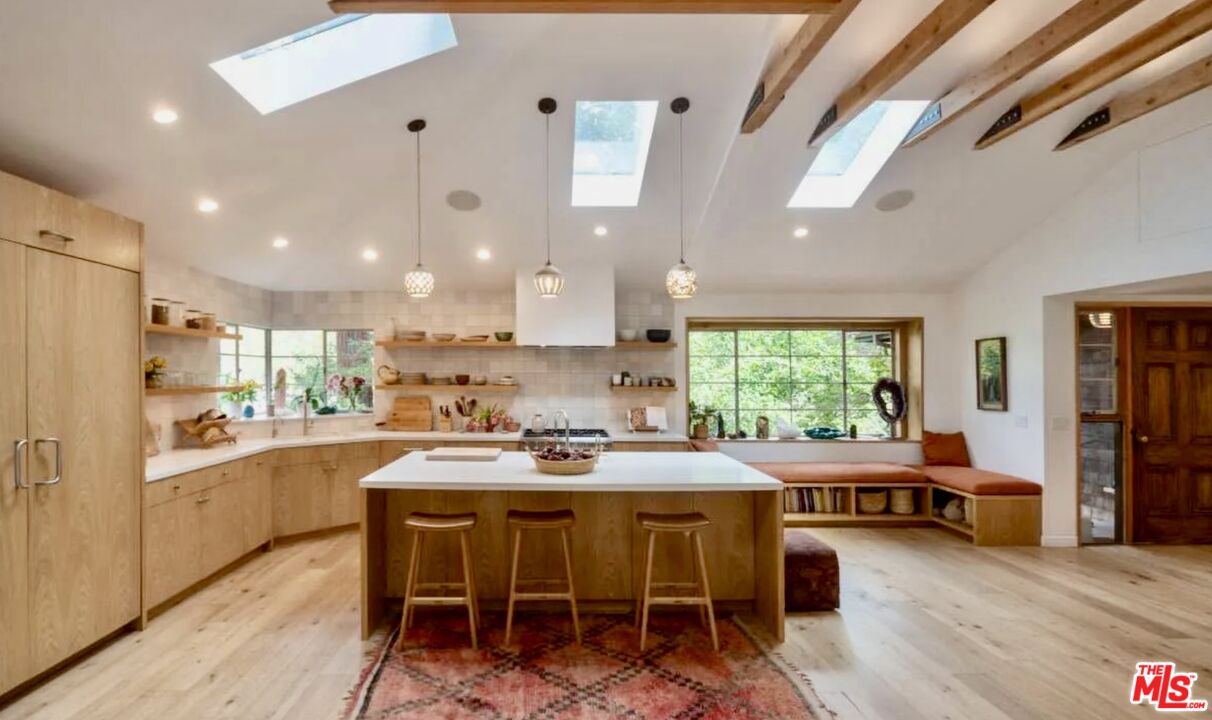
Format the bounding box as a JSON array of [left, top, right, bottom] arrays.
[[144, 260, 680, 451]]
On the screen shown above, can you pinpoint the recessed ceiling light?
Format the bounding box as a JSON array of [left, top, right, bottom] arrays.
[[793, 227, 810, 239], [361, 248, 379, 262], [197, 198, 219, 213], [152, 107, 179, 125], [272, 237, 289, 249], [593, 225, 609, 237], [476, 248, 491, 261]]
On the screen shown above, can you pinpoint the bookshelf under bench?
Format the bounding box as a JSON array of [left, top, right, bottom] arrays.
[[783, 483, 934, 528]]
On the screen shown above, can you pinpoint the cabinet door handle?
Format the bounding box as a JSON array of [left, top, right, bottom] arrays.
[[39, 230, 75, 244], [34, 438, 62, 486], [196, 494, 211, 504], [13, 439, 28, 489]]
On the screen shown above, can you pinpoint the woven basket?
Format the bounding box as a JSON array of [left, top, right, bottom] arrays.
[[857, 490, 888, 514], [890, 488, 916, 515], [531, 453, 598, 476]]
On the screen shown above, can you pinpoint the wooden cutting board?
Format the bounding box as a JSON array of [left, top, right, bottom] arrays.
[[425, 447, 501, 462], [386, 396, 432, 431]]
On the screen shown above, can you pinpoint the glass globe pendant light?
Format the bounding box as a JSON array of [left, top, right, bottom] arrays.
[[666, 97, 697, 300], [534, 98, 565, 298], [402, 119, 435, 299]]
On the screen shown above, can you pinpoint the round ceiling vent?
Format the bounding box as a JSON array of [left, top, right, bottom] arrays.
[[875, 189, 915, 212], [446, 190, 482, 212]]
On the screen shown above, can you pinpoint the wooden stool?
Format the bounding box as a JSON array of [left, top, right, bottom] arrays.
[[399, 512, 481, 650], [634, 511, 718, 651], [504, 509, 581, 645]]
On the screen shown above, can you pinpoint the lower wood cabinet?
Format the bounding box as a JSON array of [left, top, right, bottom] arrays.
[[273, 442, 380, 537]]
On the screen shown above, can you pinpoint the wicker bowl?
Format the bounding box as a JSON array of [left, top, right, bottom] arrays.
[[890, 488, 916, 515], [530, 452, 598, 476], [857, 489, 889, 514]]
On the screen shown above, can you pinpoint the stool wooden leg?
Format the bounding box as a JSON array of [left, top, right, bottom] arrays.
[[504, 527, 522, 646], [463, 530, 481, 629], [692, 531, 718, 652], [689, 532, 705, 628], [399, 530, 422, 650], [639, 529, 656, 652], [458, 530, 478, 650], [406, 532, 425, 630], [560, 527, 581, 644]]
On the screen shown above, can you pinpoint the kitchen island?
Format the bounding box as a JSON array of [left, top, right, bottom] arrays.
[[359, 451, 786, 641]]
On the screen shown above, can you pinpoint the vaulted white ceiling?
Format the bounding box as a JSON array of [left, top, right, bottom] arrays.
[[1, 0, 1209, 293]]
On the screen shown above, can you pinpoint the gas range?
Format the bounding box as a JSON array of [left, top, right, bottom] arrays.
[[523, 428, 612, 450]]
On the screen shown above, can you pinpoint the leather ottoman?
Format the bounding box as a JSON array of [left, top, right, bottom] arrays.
[[784, 530, 839, 612]]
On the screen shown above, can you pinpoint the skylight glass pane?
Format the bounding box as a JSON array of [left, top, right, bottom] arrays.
[[572, 101, 659, 207], [210, 14, 457, 115], [788, 100, 929, 209]]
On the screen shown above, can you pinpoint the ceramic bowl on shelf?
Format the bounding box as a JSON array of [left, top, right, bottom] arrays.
[[432, 333, 456, 342], [618, 329, 638, 342], [455, 374, 471, 385], [462, 335, 490, 343], [494, 331, 514, 342], [646, 329, 672, 343], [396, 330, 426, 341]]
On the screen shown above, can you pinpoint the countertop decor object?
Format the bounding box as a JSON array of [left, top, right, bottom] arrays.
[[402, 119, 435, 299], [533, 97, 565, 298], [384, 396, 432, 431], [377, 365, 402, 384], [646, 329, 672, 343], [530, 450, 598, 475], [665, 96, 698, 299], [804, 427, 846, 440]]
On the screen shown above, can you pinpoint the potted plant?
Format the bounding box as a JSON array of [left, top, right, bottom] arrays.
[[223, 379, 261, 419], [688, 401, 716, 440]]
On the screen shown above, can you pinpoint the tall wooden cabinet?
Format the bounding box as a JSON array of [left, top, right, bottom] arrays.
[[0, 170, 142, 696]]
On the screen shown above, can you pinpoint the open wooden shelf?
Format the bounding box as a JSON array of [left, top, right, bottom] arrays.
[[785, 512, 931, 527], [377, 339, 516, 349], [375, 384, 518, 393], [145, 324, 241, 340], [610, 385, 677, 393], [933, 516, 975, 536], [146, 385, 241, 397], [615, 341, 677, 350]]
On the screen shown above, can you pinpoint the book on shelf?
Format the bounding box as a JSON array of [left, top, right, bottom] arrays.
[[783, 487, 847, 514]]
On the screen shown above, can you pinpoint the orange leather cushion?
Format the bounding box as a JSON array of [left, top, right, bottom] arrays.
[[919, 465, 1041, 496], [750, 462, 926, 484], [921, 431, 972, 467]]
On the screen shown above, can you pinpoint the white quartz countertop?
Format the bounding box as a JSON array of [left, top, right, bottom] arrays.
[[145, 430, 690, 483], [360, 451, 782, 492]]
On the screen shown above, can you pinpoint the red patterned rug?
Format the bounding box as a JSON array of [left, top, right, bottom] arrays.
[[343, 613, 828, 719]]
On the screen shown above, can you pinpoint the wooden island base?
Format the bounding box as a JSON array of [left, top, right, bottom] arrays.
[[362, 488, 784, 641]]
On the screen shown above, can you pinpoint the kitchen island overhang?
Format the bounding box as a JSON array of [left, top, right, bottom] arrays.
[[359, 451, 786, 641]]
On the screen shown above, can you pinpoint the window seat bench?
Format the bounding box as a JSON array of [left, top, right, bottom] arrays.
[[751, 461, 1041, 546]]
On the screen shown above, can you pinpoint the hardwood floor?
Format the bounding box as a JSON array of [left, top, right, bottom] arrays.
[[2, 527, 1210, 719]]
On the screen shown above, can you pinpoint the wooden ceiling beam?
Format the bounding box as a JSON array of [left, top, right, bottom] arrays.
[[740, 0, 862, 134], [329, 0, 845, 13], [902, 0, 1144, 148], [808, 0, 997, 147], [976, 0, 1212, 149], [1056, 52, 1212, 150]]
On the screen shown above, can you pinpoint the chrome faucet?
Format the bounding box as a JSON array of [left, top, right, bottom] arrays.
[[553, 409, 570, 451]]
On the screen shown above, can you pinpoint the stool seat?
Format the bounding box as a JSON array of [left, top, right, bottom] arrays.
[[507, 509, 576, 528], [404, 512, 478, 531], [636, 511, 710, 531]]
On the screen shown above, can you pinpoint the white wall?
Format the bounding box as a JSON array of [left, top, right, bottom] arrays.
[[667, 290, 962, 462], [953, 121, 1212, 546]]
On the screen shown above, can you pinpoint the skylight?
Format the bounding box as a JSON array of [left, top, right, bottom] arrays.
[[572, 101, 659, 207], [210, 14, 457, 115], [787, 100, 929, 209]]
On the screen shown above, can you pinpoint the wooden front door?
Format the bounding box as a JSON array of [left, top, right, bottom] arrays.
[[1131, 308, 1212, 543]]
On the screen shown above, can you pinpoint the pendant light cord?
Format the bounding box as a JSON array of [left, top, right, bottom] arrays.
[[415, 129, 422, 266], [545, 113, 552, 265], [678, 111, 685, 264]]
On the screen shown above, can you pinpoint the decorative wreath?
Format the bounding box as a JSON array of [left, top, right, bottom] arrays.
[[872, 378, 907, 425]]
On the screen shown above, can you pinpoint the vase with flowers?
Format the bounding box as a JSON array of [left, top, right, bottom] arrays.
[[222, 379, 261, 419], [144, 356, 167, 388], [326, 374, 369, 413]]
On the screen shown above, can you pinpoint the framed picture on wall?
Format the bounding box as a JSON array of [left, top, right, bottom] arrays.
[[976, 337, 1007, 411]]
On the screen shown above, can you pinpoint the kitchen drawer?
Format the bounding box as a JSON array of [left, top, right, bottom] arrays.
[[34, 186, 141, 272], [276, 441, 377, 467], [145, 460, 243, 507]]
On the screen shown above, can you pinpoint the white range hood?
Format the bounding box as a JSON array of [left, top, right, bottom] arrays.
[[515, 264, 615, 347]]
